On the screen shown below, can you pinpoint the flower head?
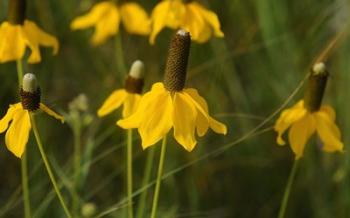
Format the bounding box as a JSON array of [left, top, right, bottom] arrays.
[[118, 30, 227, 151], [71, 1, 151, 46], [274, 63, 344, 159], [150, 0, 224, 44], [0, 0, 59, 63], [0, 73, 64, 158], [98, 60, 145, 118]]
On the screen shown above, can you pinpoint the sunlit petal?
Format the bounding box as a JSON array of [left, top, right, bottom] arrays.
[[184, 3, 211, 43], [0, 22, 26, 63], [5, 110, 31, 158], [0, 103, 22, 133], [314, 110, 343, 152], [173, 92, 197, 151], [39, 103, 64, 123], [208, 117, 227, 135], [274, 100, 306, 145], [97, 89, 127, 117], [122, 93, 141, 118], [288, 114, 315, 159], [120, 3, 150, 35]]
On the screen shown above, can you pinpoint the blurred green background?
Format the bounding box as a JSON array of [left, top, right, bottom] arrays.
[[0, 0, 349, 217]]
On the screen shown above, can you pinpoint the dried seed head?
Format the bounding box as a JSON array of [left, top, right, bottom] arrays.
[[304, 62, 329, 112], [20, 73, 41, 111], [164, 29, 191, 92], [8, 0, 26, 25], [124, 60, 145, 94]]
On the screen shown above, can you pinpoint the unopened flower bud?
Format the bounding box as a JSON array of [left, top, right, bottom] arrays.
[[20, 73, 41, 111], [304, 62, 329, 112], [8, 0, 26, 25], [124, 60, 145, 94], [164, 29, 191, 92]]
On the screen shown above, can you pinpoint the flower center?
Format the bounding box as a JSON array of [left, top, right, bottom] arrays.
[[124, 60, 144, 94], [163, 29, 191, 92], [8, 0, 26, 25]]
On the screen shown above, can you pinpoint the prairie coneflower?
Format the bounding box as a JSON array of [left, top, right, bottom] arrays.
[[0, 0, 59, 63], [149, 0, 224, 44], [98, 60, 145, 118], [71, 1, 150, 46], [274, 62, 344, 159], [118, 29, 227, 151], [0, 73, 63, 158]]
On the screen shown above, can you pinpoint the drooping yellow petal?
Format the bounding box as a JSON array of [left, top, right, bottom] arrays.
[[288, 114, 315, 159], [0, 103, 22, 133], [5, 109, 31, 158], [183, 3, 211, 43], [319, 105, 336, 121], [97, 89, 127, 117], [71, 2, 120, 46], [274, 100, 307, 145], [117, 83, 165, 129], [185, 88, 227, 136], [22, 20, 59, 63], [190, 2, 224, 38], [39, 103, 64, 123], [122, 93, 141, 118], [149, 0, 186, 44], [173, 92, 197, 151], [120, 3, 150, 35], [139, 90, 173, 149], [314, 110, 343, 152], [0, 22, 27, 63]]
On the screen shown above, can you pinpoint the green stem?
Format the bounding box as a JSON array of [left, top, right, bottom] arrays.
[[127, 129, 134, 218], [278, 160, 299, 218], [72, 125, 81, 217], [136, 147, 155, 218], [115, 32, 127, 77], [150, 136, 167, 218], [21, 151, 31, 218], [17, 59, 30, 218], [30, 114, 72, 218]]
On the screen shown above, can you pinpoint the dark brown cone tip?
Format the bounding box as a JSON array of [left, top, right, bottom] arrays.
[[124, 76, 144, 94], [304, 63, 329, 112], [20, 88, 41, 111], [8, 0, 26, 25], [164, 29, 191, 92]]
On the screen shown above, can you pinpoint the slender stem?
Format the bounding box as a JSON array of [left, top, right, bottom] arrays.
[[127, 129, 134, 218], [29, 114, 72, 218], [150, 136, 167, 218], [278, 160, 299, 218], [17, 59, 31, 218], [115, 32, 127, 77], [136, 147, 155, 218], [72, 124, 81, 217], [16, 59, 24, 86], [21, 151, 31, 218]]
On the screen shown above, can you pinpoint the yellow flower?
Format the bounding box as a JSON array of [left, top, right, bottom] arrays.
[[0, 21, 59, 63], [98, 60, 144, 118], [118, 30, 227, 151], [274, 100, 344, 159], [71, 1, 150, 46], [150, 0, 224, 44], [0, 103, 63, 158]]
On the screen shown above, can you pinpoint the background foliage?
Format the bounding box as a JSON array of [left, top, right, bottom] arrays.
[[0, 0, 349, 217]]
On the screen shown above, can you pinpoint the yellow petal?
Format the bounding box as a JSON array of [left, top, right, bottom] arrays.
[[120, 3, 151, 35], [117, 83, 165, 129], [39, 103, 64, 123], [0, 103, 22, 133], [0, 22, 26, 63], [208, 117, 227, 135], [122, 93, 141, 118], [314, 110, 343, 152], [288, 114, 315, 159], [22, 20, 59, 63], [319, 105, 335, 121], [274, 100, 306, 145], [5, 109, 31, 158], [97, 89, 127, 117], [149, 0, 186, 44], [191, 2, 224, 38], [184, 3, 211, 43], [173, 92, 197, 151]]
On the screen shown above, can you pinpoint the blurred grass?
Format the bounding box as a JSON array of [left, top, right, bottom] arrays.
[[0, 0, 350, 217]]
